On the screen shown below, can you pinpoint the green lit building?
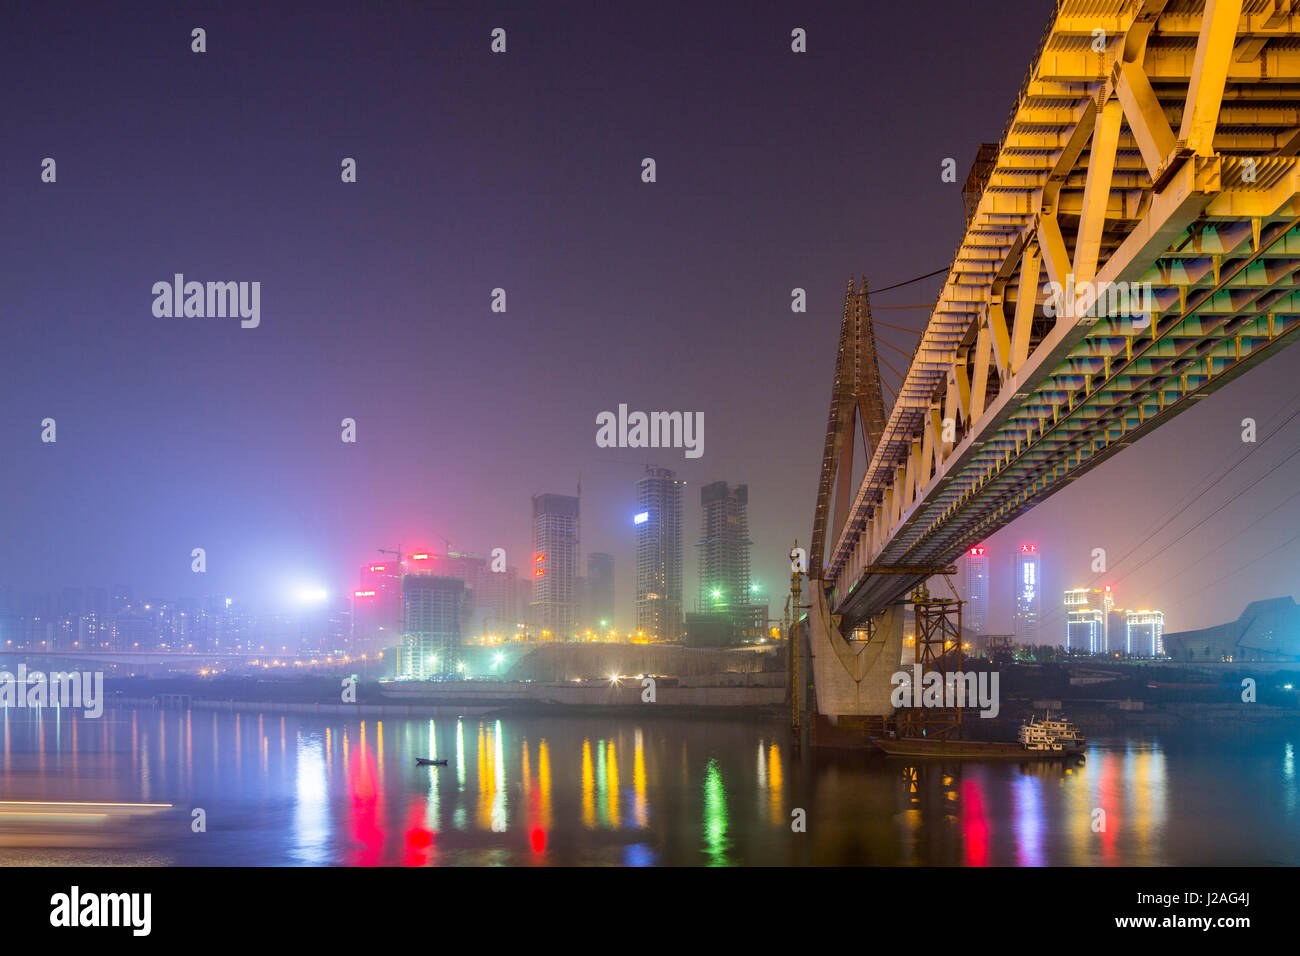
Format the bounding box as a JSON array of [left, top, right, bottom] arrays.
[[695, 481, 768, 643]]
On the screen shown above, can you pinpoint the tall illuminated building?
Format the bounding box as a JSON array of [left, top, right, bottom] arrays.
[[397, 575, 465, 679], [964, 546, 989, 635], [635, 466, 685, 641], [531, 493, 579, 640], [1127, 609, 1165, 657], [1013, 543, 1040, 644], [1064, 587, 1105, 653], [1102, 585, 1115, 652]]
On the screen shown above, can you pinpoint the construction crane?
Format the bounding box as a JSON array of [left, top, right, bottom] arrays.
[[376, 545, 405, 568]]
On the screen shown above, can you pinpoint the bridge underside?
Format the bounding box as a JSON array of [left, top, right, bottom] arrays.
[[821, 0, 1300, 628]]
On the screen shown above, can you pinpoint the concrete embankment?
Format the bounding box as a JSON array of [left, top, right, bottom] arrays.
[[378, 679, 783, 711], [111, 696, 494, 718], [111, 678, 785, 718], [504, 643, 780, 681]]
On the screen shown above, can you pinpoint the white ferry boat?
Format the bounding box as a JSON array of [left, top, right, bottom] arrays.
[[1017, 712, 1086, 753]]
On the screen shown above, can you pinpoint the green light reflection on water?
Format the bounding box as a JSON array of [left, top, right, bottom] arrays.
[[703, 757, 730, 866]]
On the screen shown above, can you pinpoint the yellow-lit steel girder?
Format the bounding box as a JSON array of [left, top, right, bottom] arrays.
[[824, 0, 1300, 624]]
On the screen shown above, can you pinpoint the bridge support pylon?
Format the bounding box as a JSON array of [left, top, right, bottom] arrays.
[[804, 581, 903, 748]]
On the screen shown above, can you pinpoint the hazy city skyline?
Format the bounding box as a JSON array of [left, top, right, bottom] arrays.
[[4, 1, 1300, 639]]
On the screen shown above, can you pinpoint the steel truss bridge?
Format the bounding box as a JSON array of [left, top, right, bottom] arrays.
[[813, 0, 1300, 633]]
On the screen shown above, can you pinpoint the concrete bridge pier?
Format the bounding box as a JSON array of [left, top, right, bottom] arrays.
[[805, 584, 903, 747]]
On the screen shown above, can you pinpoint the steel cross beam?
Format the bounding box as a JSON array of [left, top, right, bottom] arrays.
[[822, 0, 1300, 625]]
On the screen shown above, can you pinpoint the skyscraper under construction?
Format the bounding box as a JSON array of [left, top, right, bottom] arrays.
[[531, 493, 579, 640], [696, 481, 752, 612]]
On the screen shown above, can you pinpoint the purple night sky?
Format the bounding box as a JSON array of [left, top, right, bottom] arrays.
[[3, 0, 1299, 635]]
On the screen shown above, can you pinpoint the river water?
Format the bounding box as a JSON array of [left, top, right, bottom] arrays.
[[0, 705, 1295, 865]]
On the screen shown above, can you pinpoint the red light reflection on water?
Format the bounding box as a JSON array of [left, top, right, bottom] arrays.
[[347, 744, 385, 865], [1099, 754, 1119, 864], [402, 792, 438, 866], [961, 778, 989, 867]]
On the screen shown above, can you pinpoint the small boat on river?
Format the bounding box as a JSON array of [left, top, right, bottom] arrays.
[[872, 713, 1086, 759]]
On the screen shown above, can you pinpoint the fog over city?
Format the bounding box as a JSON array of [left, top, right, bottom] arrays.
[[4, 2, 1297, 642]]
